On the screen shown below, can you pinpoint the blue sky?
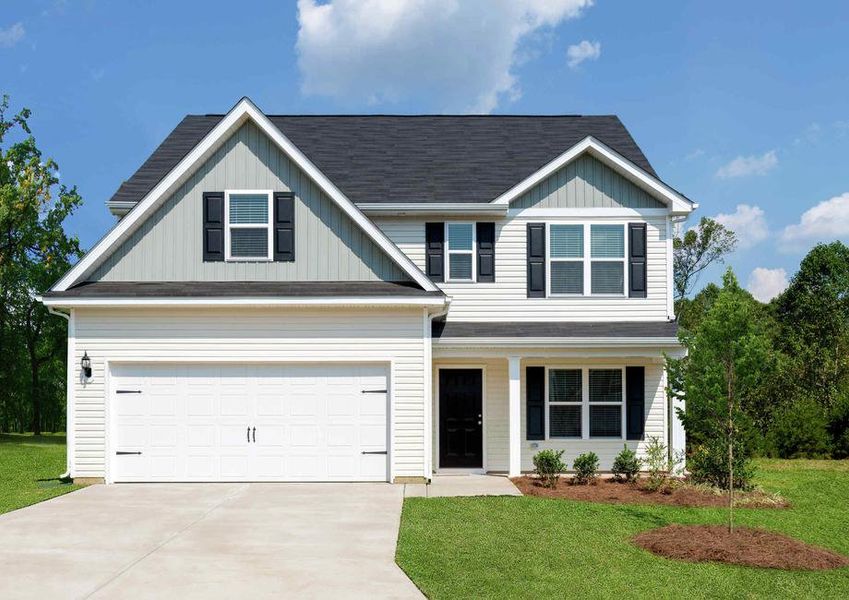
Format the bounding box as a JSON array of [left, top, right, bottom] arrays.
[[2, 0, 848, 300]]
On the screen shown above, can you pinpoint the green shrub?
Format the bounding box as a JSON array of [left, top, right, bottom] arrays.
[[688, 438, 756, 491], [643, 436, 670, 492], [532, 449, 565, 488], [611, 445, 641, 483], [767, 398, 832, 458], [829, 390, 849, 459], [572, 452, 599, 485]]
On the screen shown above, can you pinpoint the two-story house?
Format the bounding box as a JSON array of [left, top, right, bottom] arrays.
[[40, 98, 695, 484]]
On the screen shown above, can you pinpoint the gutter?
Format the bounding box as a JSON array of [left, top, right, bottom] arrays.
[[37, 295, 448, 308], [433, 336, 683, 348]]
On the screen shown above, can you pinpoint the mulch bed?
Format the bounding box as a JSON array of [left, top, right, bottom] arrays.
[[511, 476, 788, 508], [633, 524, 849, 570]]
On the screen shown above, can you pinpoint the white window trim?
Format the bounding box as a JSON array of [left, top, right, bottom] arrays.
[[444, 222, 476, 282], [546, 222, 629, 297], [224, 189, 274, 262], [544, 366, 626, 441]]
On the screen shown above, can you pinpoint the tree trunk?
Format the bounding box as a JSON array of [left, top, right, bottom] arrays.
[[727, 364, 735, 534], [29, 349, 41, 436]]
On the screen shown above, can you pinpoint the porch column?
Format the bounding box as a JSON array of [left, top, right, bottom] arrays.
[[508, 355, 521, 477]]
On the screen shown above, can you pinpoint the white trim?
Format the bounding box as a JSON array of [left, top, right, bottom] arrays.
[[224, 190, 274, 262], [434, 336, 682, 348], [67, 310, 76, 477], [508, 356, 521, 477], [445, 222, 476, 282], [40, 295, 448, 308], [435, 365, 487, 473], [492, 136, 697, 215], [666, 217, 675, 320], [422, 309, 433, 479], [509, 207, 669, 218], [359, 203, 508, 216], [52, 97, 438, 293]]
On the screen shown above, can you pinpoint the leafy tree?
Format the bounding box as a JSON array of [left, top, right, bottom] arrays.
[[0, 94, 82, 434], [677, 269, 774, 531], [673, 217, 737, 302]]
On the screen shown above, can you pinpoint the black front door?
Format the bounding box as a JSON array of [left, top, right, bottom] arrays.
[[439, 369, 483, 468]]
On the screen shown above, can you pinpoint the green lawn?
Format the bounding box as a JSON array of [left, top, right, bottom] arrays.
[[397, 460, 849, 599], [0, 433, 81, 515]]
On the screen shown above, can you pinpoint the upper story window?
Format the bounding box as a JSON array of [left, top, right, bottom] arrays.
[[225, 191, 273, 261], [547, 223, 626, 296], [446, 222, 475, 281]]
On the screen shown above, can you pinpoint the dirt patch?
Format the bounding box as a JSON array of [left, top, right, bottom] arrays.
[[512, 476, 788, 508], [633, 524, 849, 570]]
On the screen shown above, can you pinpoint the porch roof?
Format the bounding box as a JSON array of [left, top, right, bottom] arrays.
[[432, 320, 678, 339]]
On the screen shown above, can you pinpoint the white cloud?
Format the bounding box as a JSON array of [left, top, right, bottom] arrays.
[[0, 22, 25, 48], [780, 192, 849, 248], [712, 204, 768, 249], [566, 40, 600, 69], [747, 268, 788, 303], [715, 150, 778, 179], [296, 0, 594, 113]]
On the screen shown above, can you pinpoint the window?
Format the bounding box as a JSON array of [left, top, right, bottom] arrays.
[[589, 369, 623, 438], [446, 223, 475, 281], [549, 225, 583, 295], [590, 225, 625, 295], [548, 369, 582, 438], [543, 366, 625, 440], [547, 223, 627, 296], [225, 191, 273, 261]]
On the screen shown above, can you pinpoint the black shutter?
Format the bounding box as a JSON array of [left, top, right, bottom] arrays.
[[273, 192, 295, 262], [526, 366, 545, 440], [425, 222, 444, 282], [202, 192, 224, 262], [628, 223, 647, 298], [526, 223, 546, 298], [626, 366, 646, 440], [476, 222, 495, 282]]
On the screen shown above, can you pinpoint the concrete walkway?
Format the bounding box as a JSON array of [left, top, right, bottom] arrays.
[[404, 474, 522, 498], [0, 483, 422, 599]]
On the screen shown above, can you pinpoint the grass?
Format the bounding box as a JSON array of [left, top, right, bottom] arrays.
[[396, 460, 849, 599], [0, 433, 81, 515]]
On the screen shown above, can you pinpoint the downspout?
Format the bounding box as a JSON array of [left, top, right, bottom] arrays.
[[46, 305, 73, 482], [424, 297, 451, 482]]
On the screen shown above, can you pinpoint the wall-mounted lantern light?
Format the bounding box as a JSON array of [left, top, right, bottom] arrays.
[[81, 352, 92, 380]]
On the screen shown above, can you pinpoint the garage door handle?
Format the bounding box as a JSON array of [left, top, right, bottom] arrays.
[[362, 389, 387, 394], [362, 450, 387, 455], [247, 426, 250, 443], [252, 427, 256, 443], [116, 451, 142, 455]]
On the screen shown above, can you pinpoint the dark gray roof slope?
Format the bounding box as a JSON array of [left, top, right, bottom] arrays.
[[109, 115, 657, 207], [432, 320, 679, 339], [44, 281, 443, 298]]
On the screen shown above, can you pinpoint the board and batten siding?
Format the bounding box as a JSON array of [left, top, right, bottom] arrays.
[[70, 307, 427, 480], [375, 214, 670, 321], [91, 122, 408, 282], [432, 358, 666, 472], [511, 154, 665, 210]]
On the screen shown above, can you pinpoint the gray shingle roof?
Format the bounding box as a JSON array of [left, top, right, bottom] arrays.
[[44, 281, 443, 298], [109, 114, 658, 207], [432, 320, 679, 339]]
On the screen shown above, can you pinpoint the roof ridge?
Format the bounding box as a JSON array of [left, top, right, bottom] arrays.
[[195, 113, 622, 118]]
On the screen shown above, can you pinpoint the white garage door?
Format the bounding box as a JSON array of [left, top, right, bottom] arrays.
[[109, 363, 389, 482]]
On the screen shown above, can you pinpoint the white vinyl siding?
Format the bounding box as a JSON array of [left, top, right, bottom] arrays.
[[375, 214, 671, 321], [70, 307, 427, 481]]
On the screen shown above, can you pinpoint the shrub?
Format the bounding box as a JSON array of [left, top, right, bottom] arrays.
[[532, 449, 565, 488], [572, 452, 599, 485], [767, 398, 832, 458], [688, 438, 756, 491], [611, 445, 642, 483], [829, 390, 849, 459], [643, 437, 670, 492]]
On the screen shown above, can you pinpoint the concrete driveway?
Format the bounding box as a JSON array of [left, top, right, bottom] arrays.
[[0, 483, 422, 599]]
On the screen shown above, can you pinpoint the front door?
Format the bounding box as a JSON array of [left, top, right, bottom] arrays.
[[439, 369, 483, 468]]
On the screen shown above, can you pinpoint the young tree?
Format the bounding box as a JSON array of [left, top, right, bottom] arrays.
[[678, 269, 774, 532], [0, 94, 82, 434], [673, 217, 737, 302]]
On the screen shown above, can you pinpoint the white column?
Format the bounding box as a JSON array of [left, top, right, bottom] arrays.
[[668, 368, 687, 473], [508, 356, 521, 477]]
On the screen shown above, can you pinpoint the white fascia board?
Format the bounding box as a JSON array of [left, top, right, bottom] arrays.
[[433, 336, 682, 348], [492, 136, 697, 215], [358, 203, 508, 217], [39, 295, 448, 308], [508, 207, 670, 218], [53, 97, 438, 293]]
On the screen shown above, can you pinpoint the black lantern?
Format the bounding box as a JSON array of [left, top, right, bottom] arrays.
[[81, 352, 92, 379]]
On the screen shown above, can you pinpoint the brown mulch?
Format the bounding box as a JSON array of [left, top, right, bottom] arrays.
[[511, 476, 789, 508], [633, 524, 849, 570]]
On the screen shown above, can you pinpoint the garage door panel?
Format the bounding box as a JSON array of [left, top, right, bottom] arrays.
[[111, 363, 388, 482]]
